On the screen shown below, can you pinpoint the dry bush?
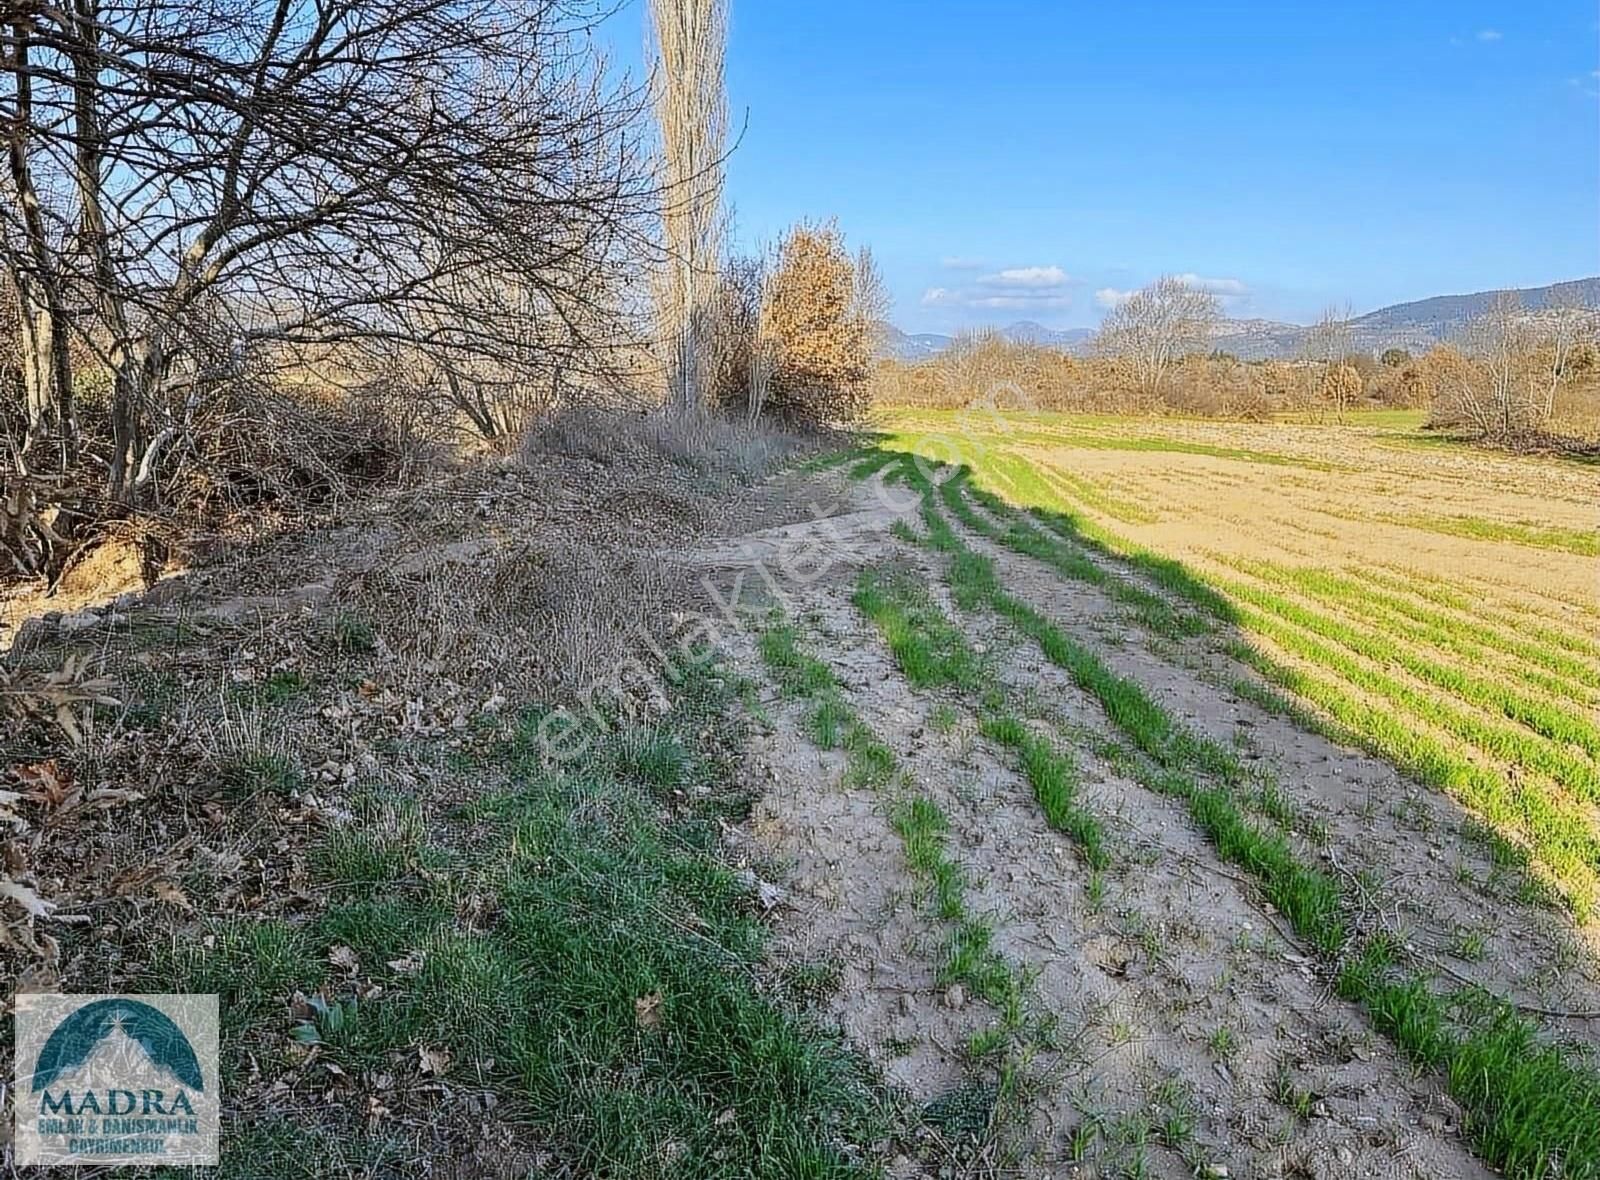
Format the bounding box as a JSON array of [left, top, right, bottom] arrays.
[[162, 382, 416, 529], [762, 222, 873, 426], [874, 340, 1283, 420], [703, 258, 770, 420], [1424, 296, 1598, 441], [1393, 368, 1430, 408], [1321, 363, 1362, 421], [1421, 346, 1482, 431], [352, 540, 687, 708], [524, 402, 804, 485]]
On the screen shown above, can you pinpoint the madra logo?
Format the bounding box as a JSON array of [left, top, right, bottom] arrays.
[[14, 993, 220, 1166]]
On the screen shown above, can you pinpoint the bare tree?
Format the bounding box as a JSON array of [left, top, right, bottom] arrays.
[[1534, 288, 1596, 425], [1302, 303, 1354, 420], [1321, 363, 1362, 422], [1, 0, 654, 504], [1093, 276, 1221, 399], [649, 0, 728, 414], [699, 253, 765, 420], [1424, 292, 1600, 438], [852, 245, 891, 360]]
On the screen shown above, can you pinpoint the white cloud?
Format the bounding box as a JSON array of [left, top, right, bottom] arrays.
[[1095, 287, 1134, 308], [1175, 273, 1249, 296], [968, 293, 1073, 310], [979, 265, 1069, 289], [1476, 28, 1502, 41], [923, 261, 1076, 317]]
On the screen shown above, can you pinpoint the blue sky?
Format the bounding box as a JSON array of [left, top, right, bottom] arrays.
[[593, 2, 1598, 333]]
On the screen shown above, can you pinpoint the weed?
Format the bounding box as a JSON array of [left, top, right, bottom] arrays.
[[261, 669, 309, 704], [613, 725, 690, 790], [331, 611, 377, 655], [1452, 928, 1488, 962], [1386, 513, 1600, 558], [852, 568, 983, 691], [1271, 1061, 1315, 1119], [215, 751, 303, 801], [889, 519, 920, 544]]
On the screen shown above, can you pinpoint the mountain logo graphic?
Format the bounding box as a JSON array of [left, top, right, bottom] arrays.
[[31, 999, 205, 1092]]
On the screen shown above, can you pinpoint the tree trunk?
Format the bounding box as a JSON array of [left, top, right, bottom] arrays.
[[6, 15, 78, 468]]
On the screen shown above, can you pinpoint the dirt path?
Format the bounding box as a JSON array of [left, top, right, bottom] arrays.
[[693, 471, 1506, 1178]]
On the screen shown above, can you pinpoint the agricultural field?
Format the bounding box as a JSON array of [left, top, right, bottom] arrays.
[[876, 408, 1600, 919], [695, 413, 1600, 1177]]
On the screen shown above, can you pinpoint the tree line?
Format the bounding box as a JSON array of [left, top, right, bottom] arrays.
[[874, 275, 1599, 437]]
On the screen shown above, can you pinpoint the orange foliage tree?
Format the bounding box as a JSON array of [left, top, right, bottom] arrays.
[[761, 222, 873, 425]]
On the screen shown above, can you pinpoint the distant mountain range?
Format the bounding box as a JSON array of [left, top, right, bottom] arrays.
[[880, 320, 1092, 361], [883, 278, 1600, 363]]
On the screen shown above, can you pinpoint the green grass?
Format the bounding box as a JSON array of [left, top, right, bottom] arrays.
[[887, 459, 1345, 946], [1224, 636, 1595, 917], [935, 464, 1207, 640], [849, 555, 1111, 870], [612, 725, 691, 790], [216, 751, 303, 801], [1215, 574, 1600, 794], [1242, 559, 1600, 694], [979, 715, 1109, 870], [159, 668, 887, 1178], [880, 434, 1600, 915], [879, 412, 1335, 469], [873, 498, 1341, 947], [1275, 407, 1430, 429], [1386, 513, 1600, 558], [1268, 570, 1599, 707], [307, 794, 439, 895], [330, 610, 377, 655], [890, 796, 1020, 1008], [756, 613, 1032, 1079], [1337, 935, 1600, 1180], [261, 669, 310, 704], [851, 568, 984, 691], [760, 619, 897, 789], [758, 623, 839, 696], [1032, 461, 1158, 525], [1360, 566, 1600, 665]]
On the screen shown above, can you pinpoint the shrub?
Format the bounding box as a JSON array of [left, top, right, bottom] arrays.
[[1321, 363, 1363, 420], [1395, 367, 1430, 408], [762, 221, 873, 426]]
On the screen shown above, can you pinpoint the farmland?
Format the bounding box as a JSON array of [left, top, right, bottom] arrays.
[[875, 408, 1600, 920], [701, 418, 1600, 1177]]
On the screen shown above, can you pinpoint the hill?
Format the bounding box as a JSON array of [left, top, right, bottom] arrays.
[[887, 277, 1600, 362]]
